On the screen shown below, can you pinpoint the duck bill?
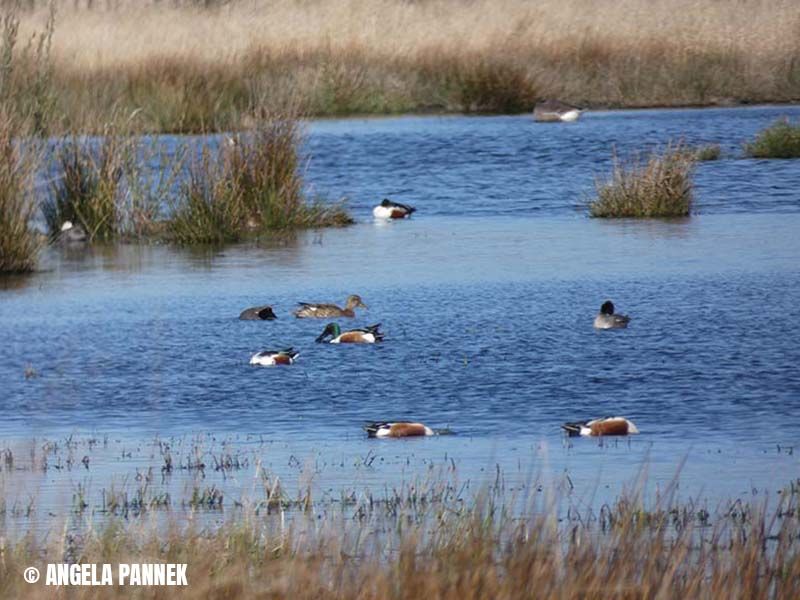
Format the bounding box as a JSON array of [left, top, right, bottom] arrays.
[[315, 332, 328, 343]]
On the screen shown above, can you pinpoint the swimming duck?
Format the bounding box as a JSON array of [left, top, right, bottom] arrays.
[[294, 295, 367, 318], [593, 300, 631, 329], [57, 220, 87, 244], [562, 417, 639, 437], [315, 323, 384, 344], [533, 99, 584, 122], [239, 305, 278, 321], [364, 422, 434, 438], [249, 348, 299, 366], [373, 198, 416, 220]]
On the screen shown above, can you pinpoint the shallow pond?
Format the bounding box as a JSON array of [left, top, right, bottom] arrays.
[[1, 106, 799, 529]]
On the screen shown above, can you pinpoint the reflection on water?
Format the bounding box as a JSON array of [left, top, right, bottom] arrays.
[[1, 107, 800, 525]]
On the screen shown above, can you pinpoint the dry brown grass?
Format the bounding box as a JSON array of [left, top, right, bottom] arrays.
[[5, 0, 800, 132], [0, 111, 41, 273], [1, 477, 800, 599], [590, 144, 696, 218]]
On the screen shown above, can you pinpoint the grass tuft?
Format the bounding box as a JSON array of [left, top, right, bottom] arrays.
[[589, 144, 695, 218], [0, 112, 41, 274], [745, 118, 800, 159], [42, 132, 126, 242], [168, 113, 351, 245], [693, 143, 721, 161]]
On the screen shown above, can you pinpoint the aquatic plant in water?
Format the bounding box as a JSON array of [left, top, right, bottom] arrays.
[[0, 113, 41, 274], [42, 133, 126, 242], [745, 118, 800, 159], [167, 113, 351, 244], [589, 144, 695, 218]]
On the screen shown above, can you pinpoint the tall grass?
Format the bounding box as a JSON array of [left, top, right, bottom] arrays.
[[168, 115, 351, 244], [41, 131, 126, 241], [2, 477, 800, 598], [745, 118, 800, 159], [0, 5, 56, 136], [3, 1, 800, 132], [0, 111, 40, 273], [589, 144, 695, 218]]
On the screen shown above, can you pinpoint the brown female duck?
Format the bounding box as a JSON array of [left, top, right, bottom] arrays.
[[293, 295, 367, 318]]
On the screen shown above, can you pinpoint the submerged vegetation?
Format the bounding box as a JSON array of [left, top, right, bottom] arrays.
[[589, 145, 695, 218], [745, 118, 800, 159], [0, 0, 796, 133]]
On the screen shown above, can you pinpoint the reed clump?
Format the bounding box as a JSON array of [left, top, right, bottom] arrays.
[[42, 132, 126, 242], [589, 145, 695, 218], [0, 112, 40, 273], [693, 143, 721, 161], [168, 115, 351, 244], [745, 118, 800, 159]]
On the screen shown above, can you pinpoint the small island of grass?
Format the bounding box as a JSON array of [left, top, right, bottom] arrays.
[[589, 145, 695, 218], [745, 118, 800, 159]]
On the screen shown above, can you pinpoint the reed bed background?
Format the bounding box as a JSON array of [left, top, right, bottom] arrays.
[[1, 0, 798, 133]]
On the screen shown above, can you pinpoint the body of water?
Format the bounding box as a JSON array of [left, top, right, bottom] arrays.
[[1, 106, 799, 526]]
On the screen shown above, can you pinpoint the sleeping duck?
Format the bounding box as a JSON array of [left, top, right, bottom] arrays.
[[562, 417, 639, 437], [315, 323, 384, 344], [593, 300, 631, 329], [364, 422, 434, 438], [249, 348, 299, 366], [239, 305, 277, 320], [533, 99, 584, 122], [57, 221, 87, 244], [294, 295, 367, 318], [372, 199, 416, 220]]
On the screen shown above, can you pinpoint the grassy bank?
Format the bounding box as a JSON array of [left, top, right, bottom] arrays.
[[3, 0, 800, 133], [1, 473, 800, 598]]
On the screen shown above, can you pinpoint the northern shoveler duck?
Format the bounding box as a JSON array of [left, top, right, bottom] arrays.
[[562, 417, 639, 437], [594, 300, 631, 329], [533, 99, 584, 122], [294, 295, 367, 318], [239, 305, 278, 321], [364, 422, 434, 438], [249, 348, 299, 366], [58, 221, 87, 243], [315, 323, 384, 344], [373, 198, 416, 220]]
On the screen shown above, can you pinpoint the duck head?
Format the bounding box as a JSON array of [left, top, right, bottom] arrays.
[[380, 199, 392, 207], [600, 300, 615, 315], [316, 323, 341, 343], [345, 294, 368, 310], [258, 306, 277, 320]]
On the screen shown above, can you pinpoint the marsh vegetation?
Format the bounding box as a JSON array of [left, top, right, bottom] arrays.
[[1, 435, 800, 600], [1, 0, 799, 133], [589, 145, 695, 218], [745, 118, 800, 159]]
